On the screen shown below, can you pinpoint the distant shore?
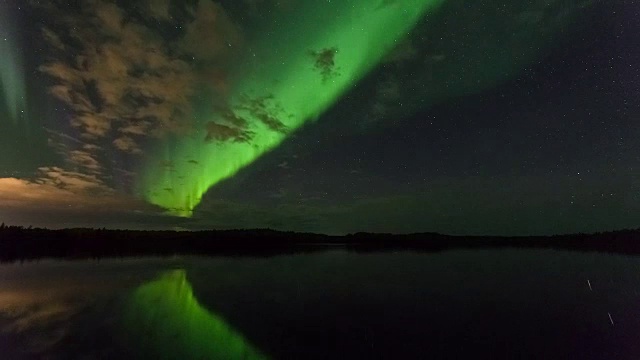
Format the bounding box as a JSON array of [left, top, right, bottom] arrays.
[[1, 225, 640, 261]]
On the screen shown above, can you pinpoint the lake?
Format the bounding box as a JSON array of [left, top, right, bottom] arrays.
[[1, 249, 639, 359]]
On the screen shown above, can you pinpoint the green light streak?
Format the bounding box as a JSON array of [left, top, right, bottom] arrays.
[[139, 0, 445, 215], [123, 270, 267, 359], [0, 2, 27, 125]]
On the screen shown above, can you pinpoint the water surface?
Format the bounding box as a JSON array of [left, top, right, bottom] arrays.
[[1, 249, 639, 359]]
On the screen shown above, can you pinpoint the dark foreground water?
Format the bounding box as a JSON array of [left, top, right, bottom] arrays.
[[1, 249, 640, 359]]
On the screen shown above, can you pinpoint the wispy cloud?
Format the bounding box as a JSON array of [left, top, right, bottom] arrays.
[[30, 0, 254, 208], [113, 136, 143, 155], [204, 122, 254, 143], [0, 167, 149, 212], [309, 47, 340, 83], [37, 0, 246, 159], [39, 0, 196, 146], [237, 94, 289, 133], [366, 74, 402, 124], [146, 0, 172, 21], [45, 129, 103, 174]]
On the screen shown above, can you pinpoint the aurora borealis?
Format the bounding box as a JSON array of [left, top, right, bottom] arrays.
[[0, 1, 26, 127], [140, 0, 445, 214], [123, 270, 267, 359], [0, 0, 639, 234]]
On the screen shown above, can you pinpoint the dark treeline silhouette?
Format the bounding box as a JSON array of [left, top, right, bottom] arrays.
[[1, 222, 640, 261]]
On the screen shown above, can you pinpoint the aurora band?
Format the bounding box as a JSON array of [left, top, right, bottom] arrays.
[[123, 270, 267, 359], [0, 1, 27, 126], [138, 0, 445, 215]]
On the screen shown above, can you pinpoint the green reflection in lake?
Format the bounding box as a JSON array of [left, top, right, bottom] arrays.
[[123, 269, 267, 360]]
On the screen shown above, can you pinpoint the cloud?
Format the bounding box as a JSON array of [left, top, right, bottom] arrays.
[[44, 128, 83, 145], [113, 136, 143, 154], [383, 39, 418, 64], [38, 0, 243, 149], [0, 167, 182, 229], [41, 27, 65, 51], [0, 167, 147, 211], [35, 0, 299, 156], [181, 0, 243, 63], [216, 107, 249, 128], [71, 114, 111, 139], [45, 129, 103, 174], [118, 121, 151, 136], [365, 74, 402, 124], [32, 0, 254, 204], [35, 167, 110, 193], [309, 47, 340, 83], [237, 94, 289, 133], [82, 144, 102, 151], [29, 0, 344, 222], [146, 0, 172, 20], [68, 150, 102, 173], [160, 160, 175, 171], [204, 122, 253, 143]]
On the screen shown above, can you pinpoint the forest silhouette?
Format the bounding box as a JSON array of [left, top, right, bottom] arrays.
[[1, 223, 640, 261]]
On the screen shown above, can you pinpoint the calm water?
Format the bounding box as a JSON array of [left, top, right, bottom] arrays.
[[1, 249, 640, 359]]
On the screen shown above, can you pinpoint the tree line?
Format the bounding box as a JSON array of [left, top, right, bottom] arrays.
[[1, 223, 639, 261]]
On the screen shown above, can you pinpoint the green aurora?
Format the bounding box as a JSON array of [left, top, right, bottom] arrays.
[[139, 0, 445, 215], [123, 270, 267, 359], [0, 1, 27, 126], [138, 0, 595, 216]]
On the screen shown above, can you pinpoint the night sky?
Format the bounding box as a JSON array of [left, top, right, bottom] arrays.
[[0, 0, 638, 235]]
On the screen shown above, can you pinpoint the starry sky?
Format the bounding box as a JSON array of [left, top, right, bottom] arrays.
[[0, 0, 638, 235]]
